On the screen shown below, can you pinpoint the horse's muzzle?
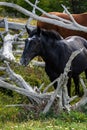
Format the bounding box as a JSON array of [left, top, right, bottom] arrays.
[[20, 57, 29, 66]]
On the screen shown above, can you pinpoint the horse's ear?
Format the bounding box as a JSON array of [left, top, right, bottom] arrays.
[[37, 26, 41, 36], [25, 25, 31, 35]]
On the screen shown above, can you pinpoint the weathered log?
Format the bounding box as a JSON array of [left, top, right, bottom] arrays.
[[0, 2, 87, 32], [0, 48, 86, 114]]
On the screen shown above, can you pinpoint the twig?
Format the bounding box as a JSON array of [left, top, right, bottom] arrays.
[[0, 2, 87, 32]]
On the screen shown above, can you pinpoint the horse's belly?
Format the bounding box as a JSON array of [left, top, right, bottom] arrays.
[[72, 52, 87, 74]]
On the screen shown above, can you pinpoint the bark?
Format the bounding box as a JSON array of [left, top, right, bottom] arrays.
[[0, 49, 86, 114], [0, 2, 87, 32], [1, 33, 15, 61]]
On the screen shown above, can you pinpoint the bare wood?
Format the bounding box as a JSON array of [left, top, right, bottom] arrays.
[[0, 20, 36, 30], [5, 104, 34, 108], [4, 18, 9, 32], [1, 33, 15, 61], [31, 60, 45, 67], [62, 5, 87, 31], [5, 61, 34, 92], [1, 2, 87, 32], [24, 0, 71, 24], [71, 78, 87, 110], [26, 0, 39, 25]]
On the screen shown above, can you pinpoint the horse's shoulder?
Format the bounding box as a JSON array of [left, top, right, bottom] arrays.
[[66, 36, 87, 42]]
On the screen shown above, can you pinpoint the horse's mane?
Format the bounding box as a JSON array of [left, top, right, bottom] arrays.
[[41, 29, 63, 40], [29, 28, 38, 37], [29, 27, 63, 43]]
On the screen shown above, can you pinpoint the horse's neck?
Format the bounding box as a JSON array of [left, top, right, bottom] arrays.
[[40, 40, 68, 68]]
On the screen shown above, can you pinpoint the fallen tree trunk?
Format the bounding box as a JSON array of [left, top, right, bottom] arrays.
[[0, 50, 86, 114], [0, 2, 87, 32], [0, 21, 36, 30]]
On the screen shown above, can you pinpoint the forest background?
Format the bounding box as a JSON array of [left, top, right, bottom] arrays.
[[0, 0, 87, 18]]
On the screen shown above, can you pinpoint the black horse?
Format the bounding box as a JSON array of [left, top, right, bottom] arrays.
[[20, 27, 87, 96]]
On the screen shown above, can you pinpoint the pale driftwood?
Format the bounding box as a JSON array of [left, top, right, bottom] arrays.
[[26, 0, 39, 25], [0, 67, 6, 71], [1, 2, 87, 32], [1, 33, 15, 61], [5, 62, 34, 92], [0, 19, 24, 61], [5, 104, 34, 109], [0, 21, 35, 30], [31, 60, 45, 67], [62, 4, 87, 31], [0, 72, 51, 104], [0, 61, 52, 104], [13, 50, 23, 55], [71, 78, 87, 110], [0, 49, 86, 113], [24, 0, 71, 24], [0, 18, 15, 61], [5, 61, 34, 92]]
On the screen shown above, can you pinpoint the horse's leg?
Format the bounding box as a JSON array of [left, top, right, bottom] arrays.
[[67, 77, 71, 97], [73, 75, 80, 96], [45, 66, 58, 89], [85, 69, 87, 79]]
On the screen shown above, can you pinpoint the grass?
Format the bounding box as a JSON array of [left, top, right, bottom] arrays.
[[0, 89, 87, 130], [0, 111, 87, 130], [0, 17, 87, 130]]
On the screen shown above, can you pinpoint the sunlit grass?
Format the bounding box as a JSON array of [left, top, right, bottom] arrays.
[[0, 16, 37, 25], [0, 117, 87, 130]]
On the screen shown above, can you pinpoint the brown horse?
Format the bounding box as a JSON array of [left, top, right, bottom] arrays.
[[37, 12, 87, 39]]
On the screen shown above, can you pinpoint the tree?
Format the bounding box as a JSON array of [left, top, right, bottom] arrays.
[[70, 0, 87, 13]]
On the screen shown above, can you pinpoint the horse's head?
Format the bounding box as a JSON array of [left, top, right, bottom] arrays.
[[20, 26, 63, 66], [20, 26, 41, 66]]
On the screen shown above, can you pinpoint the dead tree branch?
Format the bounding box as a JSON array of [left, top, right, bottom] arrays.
[[26, 0, 39, 25], [0, 2, 87, 32], [24, 0, 71, 24], [71, 78, 87, 110], [0, 49, 86, 114]]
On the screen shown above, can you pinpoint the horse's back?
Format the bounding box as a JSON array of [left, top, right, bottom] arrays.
[[37, 12, 87, 39], [63, 36, 87, 74], [65, 36, 87, 49]]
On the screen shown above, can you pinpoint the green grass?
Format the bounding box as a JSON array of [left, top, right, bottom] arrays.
[[0, 61, 87, 130], [0, 111, 87, 130]]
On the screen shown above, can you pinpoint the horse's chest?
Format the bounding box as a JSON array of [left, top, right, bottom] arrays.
[[45, 61, 64, 75]]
